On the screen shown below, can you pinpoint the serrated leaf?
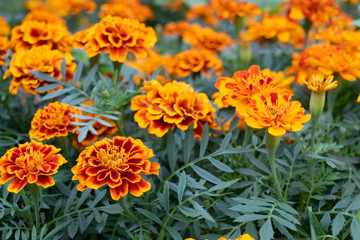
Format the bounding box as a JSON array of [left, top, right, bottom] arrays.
[[191, 165, 222, 184], [88, 189, 107, 207], [190, 200, 215, 223], [178, 171, 186, 203], [184, 123, 194, 164], [332, 213, 345, 236], [199, 123, 209, 157], [36, 84, 62, 92], [333, 197, 351, 210], [235, 214, 268, 222], [43, 220, 71, 240], [165, 226, 182, 240], [136, 208, 162, 225], [208, 179, 238, 192], [346, 195, 360, 212], [30, 70, 60, 83], [320, 213, 331, 231], [351, 218, 360, 239], [260, 219, 274, 240], [96, 118, 113, 127], [41, 88, 73, 101], [208, 157, 233, 173], [98, 204, 123, 214], [74, 61, 83, 84], [272, 215, 297, 230], [84, 65, 98, 92], [61, 58, 66, 82]]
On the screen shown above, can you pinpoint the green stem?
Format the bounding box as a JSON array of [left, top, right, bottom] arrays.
[[239, 124, 253, 164], [112, 62, 123, 87], [118, 197, 139, 223], [311, 117, 319, 151], [265, 131, 285, 202], [28, 184, 40, 231]]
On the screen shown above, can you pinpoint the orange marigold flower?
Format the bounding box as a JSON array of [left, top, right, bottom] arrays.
[[166, 49, 223, 78], [163, 21, 199, 38], [288, 43, 360, 83], [9, 10, 72, 52], [71, 136, 160, 200], [215, 65, 291, 117], [262, 68, 294, 90], [0, 36, 9, 66], [130, 80, 216, 140], [99, 1, 153, 22], [245, 92, 311, 136], [82, 16, 157, 62], [357, 95, 360, 103], [0, 15, 10, 36], [185, 234, 255, 240], [210, 0, 262, 22], [26, 0, 96, 17], [303, 74, 338, 93], [316, 26, 360, 52], [127, 50, 168, 77], [162, 0, 185, 11], [283, 0, 342, 26], [72, 28, 92, 49], [3, 46, 76, 95], [186, 4, 219, 26], [0, 141, 67, 193], [240, 15, 305, 48], [29, 102, 82, 141]]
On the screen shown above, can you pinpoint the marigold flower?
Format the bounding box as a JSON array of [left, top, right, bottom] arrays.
[[72, 28, 92, 49], [245, 92, 311, 136], [71, 136, 160, 200], [288, 43, 360, 83], [29, 102, 82, 141], [166, 49, 223, 78], [9, 10, 72, 52], [303, 74, 338, 93], [186, 4, 219, 26], [26, 0, 96, 17], [127, 50, 168, 77], [3, 46, 76, 95], [0, 141, 67, 193], [283, 0, 342, 26], [316, 26, 360, 52], [240, 15, 305, 48], [82, 16, 157, 62], [131, 80, 216, 140], [162, 0, 185, 11], [210, 0, 262, 22], [163, 21, 199, 38], [215, 65, 290, 117], [99, 1, 153, 22], [0, 36, 9, 66], [0, 15, 10, 36], [185, 234, 254, 240], [357, 95, 360, 103], [262, 68, 294, 90]]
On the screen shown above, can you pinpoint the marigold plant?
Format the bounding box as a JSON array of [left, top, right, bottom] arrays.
[[99, 0, 153, 22], [0, 141, 67, 193], [71, 136, 160, 200], [0, 36, 9, 66], [210, 0, 262, 22], [26, 0, 96, 17]]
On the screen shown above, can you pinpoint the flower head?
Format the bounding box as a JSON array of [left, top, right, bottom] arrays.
[[29, 102, 82, 141], [71, 136, 160, 200], [303, 74, 338, 93], [82, 16, 157, 62], [163, 21, 199, 38], [0, 141, 67, 193], [185, 234, 254, 240], [245, 92, 311, 136], [0, 15, 10, 36], [262, 68, 294, 90], [3, 46, 76, 95], [210, 0, 262, 22], [166, 49, 223, 78], [99, 1, 153, 22], [26, 0, 96, 17], [186, 4, 219, 26], [131, 80, 216, 140], [0, 36, 9, 66]]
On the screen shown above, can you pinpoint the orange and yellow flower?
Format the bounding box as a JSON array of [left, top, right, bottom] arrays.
[[186, 4, 219, 26], [26, 0, 96, 17], [0, 15, 10, 36], [262, 68, 294, 90], [240, 15, 305, 48], [166, 49, 223, 78], [185, 234, 254, 240], [357, 95, 360, 103], [0, 141, 67, 193], [0, 36, 9, 66], [127, 50, 168, 77], [3, 46, 76, 95], [316, 26, 360, 52], [210, 0, 262, 22], [131, 80, 216, 139], [99, 1, 153, 22], [163, 21, 199, 38], [245, 92, 311, 136], [303, 74, 338, 93], [71, 136, 160, 200], [29, 102, 82, 141], [82, 15, 157, 62]]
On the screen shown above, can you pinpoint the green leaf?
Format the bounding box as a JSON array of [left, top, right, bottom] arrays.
[[61, 58, 66, 82], [199, 123, 209, 157], [76, 189, 91, 210], [43, 220, 71, 240], [73, 61, 83, 84], [177, 171, 187, 203], [320, 213, 331, 231], [98, 204, 123, 214], [36, 84, 62, 92], [31, 226, 36, 240], [148, 66, 161, 81], [260, 219, 274, 240], [208, 179, 239, 192], [184, 123, 194, 164], [272, 215, 297, 231], [191, 165, 222, 184], [190, 200, 215, 223], [212, 148, 252, 156], [208, 157, 233, 173], [89, 189, 107, 207], [167, 130, 177, 172], [39, 224, 47, 240], [219, 132, 232, 150], [346, 195, 360, 212], [30, 70, 60, 83], [351, 218, 360, 239], [41, 88, 73, 101], [136, 208, 162, 225], [163, 182, 170, 213], [84, 64, 98, 92], [235, 214, 268, 222], [165, 226, 182, 240], [332, 213, 346, 236], [65, 187, 78, 213]]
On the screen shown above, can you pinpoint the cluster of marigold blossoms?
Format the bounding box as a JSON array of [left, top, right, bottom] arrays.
[[26, 0, 96, 17]]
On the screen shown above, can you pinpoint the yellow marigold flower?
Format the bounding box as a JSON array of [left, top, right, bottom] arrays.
[[262, 68, 294, 90], [215, 65, 290, 117], [99, 1, 153, 22], [72, 28, 92, 49], [9, 10, 72, 52], [3, 46, 76, 95], [130, 80, 216, 140], [316, 26, 360, 52], [0, 36, 9, 66], [82, 16, 157, 62], [163, 21, 199, 38], [357, 95, 360, 103], [184, 26, 233, 52], [26, 0, 96, 17], [283, 0, 342, 26], [0, 15, 10, 36], [186, 4, 219, 26], [0, 141, 67, 193], [166, 49, 223, 78], [185, 234, 255, 240], [29, 102, 82, 141], [303, 74, 338, 93], [71, 136, 160, 200], [240, 15, 305, 48], [288, 43, 360, 83], [245, 92, 311, 136], [162, 0, 185, 11], [210, 0, 262, 22]]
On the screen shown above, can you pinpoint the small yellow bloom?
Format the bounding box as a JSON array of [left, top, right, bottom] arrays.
[[303, 74, 338, 93]]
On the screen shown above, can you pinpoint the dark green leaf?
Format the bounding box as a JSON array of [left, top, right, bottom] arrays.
[[136, 208, 162, 225], [208, 157, 233, 173], [41, 88, 72, 101], [184, 123, 194, 164], [61, 58, 66, 82], [178, 171, 187, 203], [351, 218, 360, 239], [332, 213, 345, 236], [199, 123, 209, 157], [43, 220, 71, 240], [235, 214, 268, 222], [190, 200, 215, 223], [259, 219, 274, 240], [191, 165, 222, 184]]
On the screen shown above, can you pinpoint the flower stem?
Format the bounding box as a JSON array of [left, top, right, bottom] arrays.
[[118, 197, 139, 223], [28, 183, 40, 231], [239, 124, 253, 164], [112, 62, 123, 87], [265, 131, 285, 202], [311, 116, 319, 152]]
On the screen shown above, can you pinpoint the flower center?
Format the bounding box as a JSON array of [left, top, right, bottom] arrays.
[[16, 149, 44, 171], [99, 147, 128, 169]]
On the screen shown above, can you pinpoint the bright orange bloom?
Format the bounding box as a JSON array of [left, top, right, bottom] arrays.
[[185, 234, 255, 240], [215, 65, 290, 117], [99, 1, 153, 22], [162, 0, 185, 11], [71, 136, 160, 200], [0, 36, 9, 66], [9, 10, 72, 52], [72, 28, 92, 49], [186, 4, 219, 26], [3, 46, 76, 95], [163, 21, 199, 38], [288, 43, 360, 83], [357, 95, 360, 103], [82, 16, 157, 62], [131, 80, 216, 139], [316, 26, 360, 52], [0, 15, 10, 36], [303, 74, 338, 93], [240, 15, 305, 48], [29, 102, 82, 141], [166, 49, 223, 78], [262, 68, 294, 90], [0, 141, 67, 193], [245, 92, 311, 136], [26, 0, 96, 17], [283, 0, 342, 26], [210, 0, 262, 22]]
